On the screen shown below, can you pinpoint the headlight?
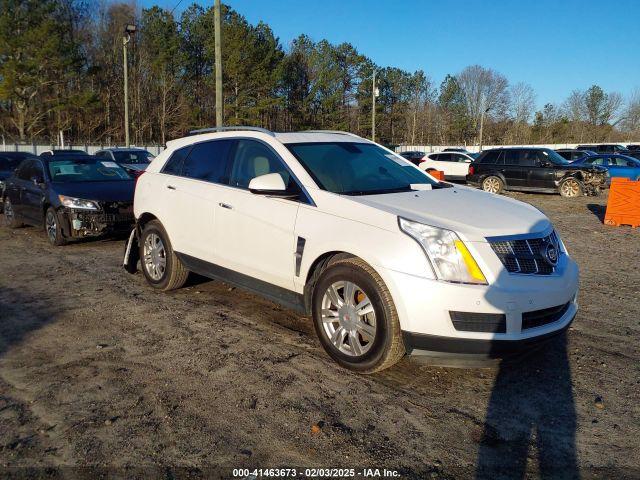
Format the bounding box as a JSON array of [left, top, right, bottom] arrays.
[[0, 180, 5, 191], [399, 218, 487, 284], [58, 195, 99, 210]]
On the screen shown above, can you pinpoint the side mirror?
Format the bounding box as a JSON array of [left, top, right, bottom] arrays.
[[248, 173, 293, 197]]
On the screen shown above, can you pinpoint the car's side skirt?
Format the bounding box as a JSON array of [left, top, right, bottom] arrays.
[[175, 252, 307, 315]]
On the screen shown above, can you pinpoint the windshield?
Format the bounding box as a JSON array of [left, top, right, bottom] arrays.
[[286, 142, 437, 195], [111, 150, 154, 164], [48, 158, 132, 182], [469, 152, 480, 159], [542, 149, 571, 165]]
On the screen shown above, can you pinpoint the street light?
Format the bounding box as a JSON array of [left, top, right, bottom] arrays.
[[123, 24, 137, 147]]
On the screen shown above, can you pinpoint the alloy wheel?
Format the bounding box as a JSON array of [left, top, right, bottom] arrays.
[[321, 280, 377, 357], [483, 177, 501, 194], [143, 233, 167, 281], [46, 211, 57, 243], [561, 179, 580, 197]]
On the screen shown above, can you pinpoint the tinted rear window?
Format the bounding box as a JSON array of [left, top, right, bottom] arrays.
[[478, 150, 501, 164], [182, 140, 234, 183], [162, 146, 192, 175]]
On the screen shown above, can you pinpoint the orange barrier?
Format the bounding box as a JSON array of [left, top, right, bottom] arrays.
[[429, 170, 445, 181], [604, 178, 640, 228]]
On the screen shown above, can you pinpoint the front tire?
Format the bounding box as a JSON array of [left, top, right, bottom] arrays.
[[311, 257, 405, 373], [482, 175, 504, 194], [559, 178, 583, 198], [45, 207, 67, 246], [139, 220, 189, 291]]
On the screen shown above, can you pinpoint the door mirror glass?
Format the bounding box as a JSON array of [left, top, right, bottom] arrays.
[[248, 173, 289, 196]]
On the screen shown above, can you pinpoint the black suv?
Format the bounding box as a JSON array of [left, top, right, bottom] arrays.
[[466, 148, 607, 197]]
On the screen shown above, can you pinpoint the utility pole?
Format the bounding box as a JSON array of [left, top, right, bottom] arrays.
[[123, 24, 136, 147], [478, 106, 490, 151], [214, 0, 223, 127], [372, 69, 378, 142]]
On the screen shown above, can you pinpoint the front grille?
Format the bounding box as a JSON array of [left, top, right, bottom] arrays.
[[522, 303, 570, 330], [450, 311, 506, 333], [489, 231, 560, 275]]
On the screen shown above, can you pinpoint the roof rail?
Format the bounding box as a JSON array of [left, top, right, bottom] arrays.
[[188, 126, 275, 137], [302, 130, 362, 138]]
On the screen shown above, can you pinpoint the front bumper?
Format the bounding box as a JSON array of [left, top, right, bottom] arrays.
[[59, 206, 134, 238], [403, 307, 575, 359], [376, 252, 579, 359]]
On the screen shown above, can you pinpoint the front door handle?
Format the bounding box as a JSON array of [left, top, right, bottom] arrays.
[[167, 185, 176, 190], [219, 203, 233, 210]]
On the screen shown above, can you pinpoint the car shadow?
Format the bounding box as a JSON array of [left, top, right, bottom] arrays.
[[587, 203, 606, 223], [475, 333, 578, 479], [0, 286, 59, 358]]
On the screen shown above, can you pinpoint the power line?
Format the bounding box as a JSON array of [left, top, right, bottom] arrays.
[[169, 0, 186, 16]]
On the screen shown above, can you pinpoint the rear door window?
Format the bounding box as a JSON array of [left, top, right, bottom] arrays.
[[504, 150, 520, 165], [182, 140, 234, 183], [437, 153, 452, 162], [479, 151, 500, 164]]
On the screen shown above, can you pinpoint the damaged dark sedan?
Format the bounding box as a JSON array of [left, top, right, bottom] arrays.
[[1, 155, 135, 246]]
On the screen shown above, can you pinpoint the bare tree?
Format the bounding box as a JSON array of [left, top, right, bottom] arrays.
[[457, 65, 508, 145], [621, 89, 640, 134], [509, 82, 536, 123]]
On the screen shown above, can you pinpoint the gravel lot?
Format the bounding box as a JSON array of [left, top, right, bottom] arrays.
[[0, 191, 638, 479]]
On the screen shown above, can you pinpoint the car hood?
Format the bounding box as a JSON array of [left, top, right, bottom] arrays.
[[0, 170, 14, 180], [347, 185, 551, 242], [53, 181, 135, 203]]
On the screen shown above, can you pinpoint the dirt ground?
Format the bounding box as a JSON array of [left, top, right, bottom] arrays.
[[0, 190, 638, 479]]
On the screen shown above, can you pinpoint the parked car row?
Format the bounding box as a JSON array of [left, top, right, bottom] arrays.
[[398, 143, 640, 197], [0, 131, 589, 373], [0, 148, 154, 245]]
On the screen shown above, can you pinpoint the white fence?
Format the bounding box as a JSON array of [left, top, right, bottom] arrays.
[[395, 142, 640, 154], [1, 143, 165, 156]]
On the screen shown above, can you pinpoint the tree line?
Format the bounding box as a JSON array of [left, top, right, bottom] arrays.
[[2, 0, 639, 146]]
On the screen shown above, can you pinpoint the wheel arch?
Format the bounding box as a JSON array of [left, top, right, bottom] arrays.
[[137, 212, 159, 231]]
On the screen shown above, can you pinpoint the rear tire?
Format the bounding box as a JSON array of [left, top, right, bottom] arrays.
[[2, 197, 22, 228], [559, 178, 583, 198], [482, 175, 504, 194], [139, 220, 189, 291], [45, 207, 67, 246], [311, 257, 405, 373]]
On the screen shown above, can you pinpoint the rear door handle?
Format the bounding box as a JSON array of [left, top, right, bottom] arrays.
[[167, 185, 176, 190], [219, 203, 233, 210]]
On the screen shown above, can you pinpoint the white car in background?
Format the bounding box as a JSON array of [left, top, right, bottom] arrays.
[[125, 128, 579, 373], [419, 151, 477, 181]]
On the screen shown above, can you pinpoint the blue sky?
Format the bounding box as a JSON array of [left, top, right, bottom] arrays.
[[148, 0, 640, 108]]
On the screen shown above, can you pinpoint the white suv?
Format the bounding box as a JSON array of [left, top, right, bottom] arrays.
[[419, 152, 476, 181], [125, 128, 579, 373]]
